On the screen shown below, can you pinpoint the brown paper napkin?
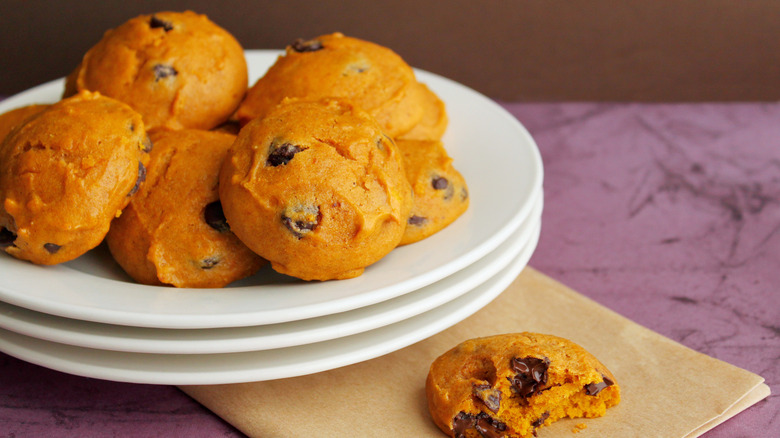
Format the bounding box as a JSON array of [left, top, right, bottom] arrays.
[[181, 268, 768, 437]]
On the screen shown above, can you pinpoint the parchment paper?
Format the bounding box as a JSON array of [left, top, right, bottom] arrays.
[[181, 267, 769, 437]]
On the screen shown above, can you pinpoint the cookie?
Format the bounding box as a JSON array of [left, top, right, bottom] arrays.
[[396, 139, 468, 245], [397, 82, 448, 141], [0, 91, 149, 265], [106, 129, 266, 288], [426, 333, 620, 438], [0, 104, 50, 142], [65, 11, 247, 131], [235, 32, 424, 137], [220, 98, 412, 281]]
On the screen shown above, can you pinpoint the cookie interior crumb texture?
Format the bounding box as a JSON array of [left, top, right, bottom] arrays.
[[426, 332, 620, 438]]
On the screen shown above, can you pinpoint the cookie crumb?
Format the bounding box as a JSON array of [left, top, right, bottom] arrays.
[[573, 423, 588, 433]]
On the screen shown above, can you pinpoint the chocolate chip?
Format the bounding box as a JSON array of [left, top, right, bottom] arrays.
[[128, 122, 135, 132], [0, 227, 17, 249], [201, 256, 219, 270], [44, 243, 61, 254], [204, 201, 230, 233], [432, 176, 449, 190], [474, 412, 508, 438], [267, 143, 305, 167], [281, 205, 320, 239], [585, 374, 614, 396], [149, 15, 173, 31], [142, 136, 153, 153], [472, 383, 501, 413], [531, 411, 550, 428], [291, 38, 323, 52], [128, 162, 146, 196], [408, 215, 427, 226], [452, 412, 475, 438], [460, 187, 469, 201], [153, 64, 177, 81], [508, 356, 549, 397]]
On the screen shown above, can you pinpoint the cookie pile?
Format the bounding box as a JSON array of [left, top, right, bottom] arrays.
[[0, 11, 469, 285]]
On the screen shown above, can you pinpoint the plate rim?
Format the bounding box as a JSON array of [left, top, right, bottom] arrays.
[[0, 220, 540, 385], [0, 195, 542, 354]]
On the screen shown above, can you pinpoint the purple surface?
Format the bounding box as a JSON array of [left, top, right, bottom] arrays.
[[1, 102, 778, 437]]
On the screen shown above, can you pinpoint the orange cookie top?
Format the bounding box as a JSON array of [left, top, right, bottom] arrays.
[[396, 139, 468, 245], [0, 104, 50, 142], [220, 98, 412, 281], [236, 33, 423, 137], [0, 91, 148, 264], [68, 11, 247, 131]]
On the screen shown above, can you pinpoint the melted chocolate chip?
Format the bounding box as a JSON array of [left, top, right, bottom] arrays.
[[128, 162, 146, 196], [149, 15, 173, 31], [474, 412, 508, 438], [267, 143, 305, 167], [408, 215, 427, 226], [0, 227, 17, 249], [153, 64, 177, 81], [204, 201, 230, 232], [142, 136, 153, 153], [452, 412, 475, 438], [508, 356, 550, 397], [291, 38, 323, 52], [461, 187, 469, 201], [201, 256, 219, 270], [585, 374, 614, 396], [432, 176, 449, 190], [531, 411, 550, 428], [472, 383, 501, 413], [128, 122, 135, 132], [281, 205, 320, 239], [43, 243, 61, 254]]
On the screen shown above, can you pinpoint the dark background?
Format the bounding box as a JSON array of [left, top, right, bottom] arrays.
[[1, 0, 778, 101]]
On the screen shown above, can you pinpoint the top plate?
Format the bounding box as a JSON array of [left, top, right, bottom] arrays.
[[0, 50, 543, 329]]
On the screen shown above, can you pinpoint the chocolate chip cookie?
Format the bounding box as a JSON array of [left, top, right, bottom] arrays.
[[235, 32, 424, 137], [0, 104, 50, 142], [65, 11, 247, 131], [0, 91, 149, 265], [426, 333, 620, 438], [396, 139, 469, 245], [220, 98, 412, 281], [106, 129, 266, 288]]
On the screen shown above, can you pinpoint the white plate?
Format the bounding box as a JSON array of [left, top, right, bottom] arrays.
[[0, 193, 541, 354], [0, 219, 540, 385], [0, 50, 544, 329]]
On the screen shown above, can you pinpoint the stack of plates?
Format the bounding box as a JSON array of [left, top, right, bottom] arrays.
[[0, 51, 543, 385]]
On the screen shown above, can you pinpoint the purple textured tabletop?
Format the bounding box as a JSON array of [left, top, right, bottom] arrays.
[[1, 102, 778, 437]]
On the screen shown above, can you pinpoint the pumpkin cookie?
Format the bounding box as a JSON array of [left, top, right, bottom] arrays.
[[398, 82, 448, 141], [396, 139, 468, 245], [106, 129, 266, 288], [65, 11, 247, 131], [0, 91, 149, 265], [235, 33, 424, 137], [0, 104, 50, 142], [426, 333, 620, 438], [220, 98, 412, 281]]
